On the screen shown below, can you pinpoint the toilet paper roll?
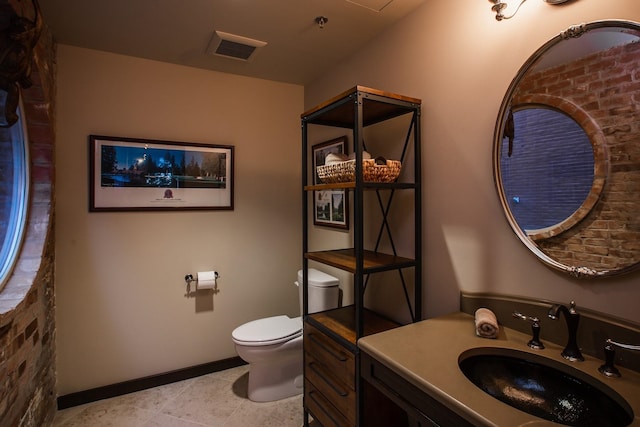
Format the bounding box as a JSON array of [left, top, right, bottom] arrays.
[[197, 271, 217, 290]]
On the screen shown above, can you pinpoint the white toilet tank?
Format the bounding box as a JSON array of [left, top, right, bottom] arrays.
[[296, 268, 340, 314]]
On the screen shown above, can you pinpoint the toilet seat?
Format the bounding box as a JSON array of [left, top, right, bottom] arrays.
[[232, 315, 302, 347]]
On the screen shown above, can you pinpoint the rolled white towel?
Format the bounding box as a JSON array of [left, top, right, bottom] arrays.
[[325, 152, 349, 165], [475, 308, 499, 339], [347, 151, 372, 160]]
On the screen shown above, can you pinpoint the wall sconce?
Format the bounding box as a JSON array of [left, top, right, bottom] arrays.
[[489, 0, 570, 21]]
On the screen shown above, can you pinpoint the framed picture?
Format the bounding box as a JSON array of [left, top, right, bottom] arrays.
[[89, 135, 234, 211], [312, 136, 349, 229]]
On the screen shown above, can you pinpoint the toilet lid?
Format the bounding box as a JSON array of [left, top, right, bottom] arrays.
[[232, 315, 302, 345]]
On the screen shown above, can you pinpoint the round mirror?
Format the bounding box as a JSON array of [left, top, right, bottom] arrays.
[[494, 20, 640, 278]]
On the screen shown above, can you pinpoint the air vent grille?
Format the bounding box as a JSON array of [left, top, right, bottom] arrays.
[[207, 31, 267, 62], [216, 40, 257, 60]]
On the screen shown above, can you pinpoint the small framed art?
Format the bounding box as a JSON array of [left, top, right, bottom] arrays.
[[312, 136, 349, 229]]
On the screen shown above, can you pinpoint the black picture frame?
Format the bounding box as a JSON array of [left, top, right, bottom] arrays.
[[89, 135, 234, 211], [312, 136, 349, 229]]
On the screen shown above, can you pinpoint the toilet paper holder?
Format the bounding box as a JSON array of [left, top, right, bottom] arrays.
[[184, 271, 220, 284], [184, 271, 220, 297]]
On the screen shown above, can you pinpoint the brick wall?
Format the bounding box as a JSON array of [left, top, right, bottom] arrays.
[[0, 0, 57, 425], [511, 40, 640, 273]]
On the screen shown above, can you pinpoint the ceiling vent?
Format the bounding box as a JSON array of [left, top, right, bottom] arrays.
[[346, 0, 394, 12], [206, 31, 267, 61]]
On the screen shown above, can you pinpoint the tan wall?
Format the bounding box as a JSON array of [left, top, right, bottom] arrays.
[[306, 1, 640, 322], [55, 1, 640, 397], [55, 46, 303, 395]]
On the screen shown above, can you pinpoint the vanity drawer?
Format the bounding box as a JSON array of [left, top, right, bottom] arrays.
[[304, 323, 355, 390], [305, 379, 353, 427], [305, 352, 356, 425]]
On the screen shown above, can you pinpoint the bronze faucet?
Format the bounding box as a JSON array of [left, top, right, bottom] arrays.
[[513, 311, 545, 350], [599, 339, 640, 378], [548, 301, 584, 361]]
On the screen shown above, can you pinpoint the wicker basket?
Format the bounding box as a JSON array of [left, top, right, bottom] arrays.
[[317, 159, 401, 183]]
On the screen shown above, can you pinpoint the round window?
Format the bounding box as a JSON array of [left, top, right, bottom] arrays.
[[499, 107, 595, 236], [0, 97, 29, 291]]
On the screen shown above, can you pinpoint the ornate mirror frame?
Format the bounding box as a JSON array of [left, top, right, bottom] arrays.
[[493, 20, 640, 279]]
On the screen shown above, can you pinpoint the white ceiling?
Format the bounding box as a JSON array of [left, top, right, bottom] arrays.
[[40, 0, 424, 86]]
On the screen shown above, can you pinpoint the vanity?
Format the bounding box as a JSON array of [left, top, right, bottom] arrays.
[[359, 311, 640, 426], [299, 17, 640, 426], [351, 18, 640, 427]]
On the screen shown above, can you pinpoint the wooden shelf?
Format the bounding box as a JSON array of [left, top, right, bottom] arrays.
[[304, 182, 416, 191], [305, 249, 416, 274], [305, 182, 356, 191], [301, 85, 421, 128], [307, 306, 400, 347]]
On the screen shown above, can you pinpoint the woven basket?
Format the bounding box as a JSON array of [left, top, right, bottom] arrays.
[[317, 159, 401, 183]]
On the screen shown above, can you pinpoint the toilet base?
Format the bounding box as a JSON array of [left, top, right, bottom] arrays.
[[247, 357, 303, 402]]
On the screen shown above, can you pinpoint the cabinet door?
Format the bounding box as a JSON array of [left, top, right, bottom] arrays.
[[305, 379, 352, 427], [304, 322, 355, 389], [304, 322, 356, 425], [305, 351, 356, 425]]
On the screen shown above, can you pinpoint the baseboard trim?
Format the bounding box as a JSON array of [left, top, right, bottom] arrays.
[[57, 356, 246, 410]]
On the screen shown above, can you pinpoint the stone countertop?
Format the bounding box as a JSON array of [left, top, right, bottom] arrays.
[[358, 312, 640, 427]]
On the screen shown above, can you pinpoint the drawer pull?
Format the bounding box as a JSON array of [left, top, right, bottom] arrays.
[[309, 362, 349, 397], [308, 333, 348, 362], [309, 390, 341, 427]]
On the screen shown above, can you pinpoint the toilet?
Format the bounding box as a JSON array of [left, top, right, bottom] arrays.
[[231, 268, 340, 402]]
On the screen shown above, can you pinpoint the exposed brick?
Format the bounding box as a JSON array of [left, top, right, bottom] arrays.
[[610, 105, 636, 116], [24, 319, 37, 340], [12, 333, 24, 354], [26, 289, 38, 307], [603, 124, 632, 135], [30, 164, 53, 184], [28, 139, 55, 163], [0, 321, 12, 341], [1, 2, 57, 426]]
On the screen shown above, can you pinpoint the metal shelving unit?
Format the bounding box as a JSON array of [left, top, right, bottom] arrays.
[[301, 86, 422, 427]]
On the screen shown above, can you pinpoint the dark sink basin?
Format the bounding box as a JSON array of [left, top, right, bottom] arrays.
[[458, 347, 634, 427]]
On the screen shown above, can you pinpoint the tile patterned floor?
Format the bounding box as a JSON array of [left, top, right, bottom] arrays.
[[53, 365, 304, 427]]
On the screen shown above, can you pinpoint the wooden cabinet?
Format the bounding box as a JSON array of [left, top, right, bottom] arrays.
[[304, 322, 356, 425], [361, 352, 475, 427], [301, 86, 422, 426]]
